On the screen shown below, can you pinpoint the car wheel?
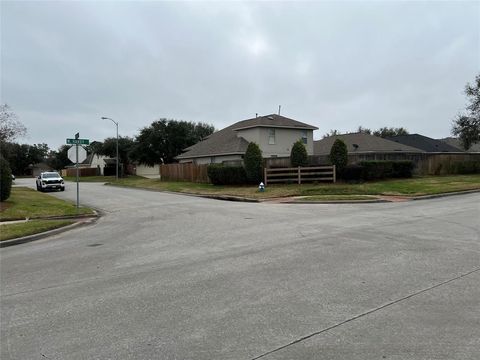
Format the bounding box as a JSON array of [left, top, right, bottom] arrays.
[[61, 188, 65, 192]]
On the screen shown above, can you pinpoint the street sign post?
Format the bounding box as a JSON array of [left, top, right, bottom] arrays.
[[66, 134, 89, 210], [66, 138, 89, 145]]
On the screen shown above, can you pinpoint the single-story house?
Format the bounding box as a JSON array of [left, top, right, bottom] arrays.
[[387, 134, 464, 153], [81, 153, 110, 175], [314, 132, 424, 156], [177, 114, 318, 164]]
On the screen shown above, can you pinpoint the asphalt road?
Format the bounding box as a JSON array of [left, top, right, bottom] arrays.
[[1, 179, 479, 359]]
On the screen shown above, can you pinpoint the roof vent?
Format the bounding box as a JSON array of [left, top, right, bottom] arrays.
[[268, 116, 274, 120], [353, 144, 359, 150]]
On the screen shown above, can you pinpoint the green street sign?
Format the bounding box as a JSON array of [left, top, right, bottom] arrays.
[[66, 138, 89, 145]]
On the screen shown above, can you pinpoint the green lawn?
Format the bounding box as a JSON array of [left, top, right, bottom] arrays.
[[0, 220, 74, 241], [108, 174, 480, 199], [0, 187, 94, 221]]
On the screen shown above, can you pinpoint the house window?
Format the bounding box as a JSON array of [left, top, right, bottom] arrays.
[[268, 128, 276, 145], [301, 130, 308, 144]]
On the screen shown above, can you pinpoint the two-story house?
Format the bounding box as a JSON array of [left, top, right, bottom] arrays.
[[176, 114, 318, 164]]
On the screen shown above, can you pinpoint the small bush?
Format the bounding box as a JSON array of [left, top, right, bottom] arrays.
[[329, 139, 348, 174], [342, 164, 364, 182], [360, 160, 414, 180], [0, 156, 13, 201], [207, 164, 247, 185], [244, 142, 263, 183], [290, 140, 308, 167]]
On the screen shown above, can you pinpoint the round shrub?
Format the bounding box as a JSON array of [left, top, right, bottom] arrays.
[[0, 155, 13, 201], [244, 142, 263, 183], [290, 140, 308, 167], [329, 139, 348, 174]]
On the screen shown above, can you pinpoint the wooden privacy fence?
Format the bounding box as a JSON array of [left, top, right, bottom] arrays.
[[264, 165, 336, 185], [61, 167, 98, 177], [160, 163, 209, 183]]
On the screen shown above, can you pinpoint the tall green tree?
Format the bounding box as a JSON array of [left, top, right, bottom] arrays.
[[329, 139, 348, 173], [96, 136, 135, 167], [290, 140, 308, 167], [130, 119, 214, 165], [1, 142, 49, 175], [452, 74, 480, 150], [244, 142, 263, 183], [373, 127, 409, 138], [46, 145, 71, 171]]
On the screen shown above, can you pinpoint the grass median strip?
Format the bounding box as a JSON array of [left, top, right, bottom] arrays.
[[105, 174, 480, 199], [0, 187, 95, 241], [0, 220, 75, 241], [0, 187, 93, 221]]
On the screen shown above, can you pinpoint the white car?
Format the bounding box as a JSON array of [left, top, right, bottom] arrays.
[[36, 172, 65, 192]]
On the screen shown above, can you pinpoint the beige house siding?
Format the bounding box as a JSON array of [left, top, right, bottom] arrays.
[[90, 154, 108, 175], [135, 164, 161, 178], [236, 128, 314, 157], [180, 154, 243, 165]]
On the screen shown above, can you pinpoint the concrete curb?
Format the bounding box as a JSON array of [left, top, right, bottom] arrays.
[[287, 189, 480, 204], [411, 189, 480, 201], [0, 216, 99, 248], [283, 199, 390, 204], [106, 182, 480, 204]]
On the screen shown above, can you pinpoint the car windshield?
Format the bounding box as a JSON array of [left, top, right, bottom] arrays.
[[43, 173, 60, 178]]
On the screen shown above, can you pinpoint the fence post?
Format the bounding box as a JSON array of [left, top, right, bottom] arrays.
[[264, 167, 268, 186], [333, 165, 336, 183], [298, 166, 301, 184]]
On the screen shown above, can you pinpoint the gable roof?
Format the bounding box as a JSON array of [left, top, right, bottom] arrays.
[[387, 134, 463, 152], [314, 133, 424, 155], [177, 114, 317, 159], [231, 114, 318, 131]]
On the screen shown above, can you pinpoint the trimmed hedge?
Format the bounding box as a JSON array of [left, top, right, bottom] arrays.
[[360, 160, 414, 180], [207, 164, 247, 185], [0, 156, 13, 201], [342, 164, 364, 182], [448, 161, 480, 174], [392, 161, 415, 178]]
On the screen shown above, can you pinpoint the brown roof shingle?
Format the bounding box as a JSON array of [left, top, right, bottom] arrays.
[[314, 133, 424, 155]]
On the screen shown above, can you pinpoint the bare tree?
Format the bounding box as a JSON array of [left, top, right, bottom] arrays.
[[0, 104, 27, 142], [452, 74, 480, 150]]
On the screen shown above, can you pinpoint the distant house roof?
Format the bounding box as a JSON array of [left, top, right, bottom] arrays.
[[82, 153, 95, 165], [314, 133, 424, 155], [387, 134, 463, 152], [177, 114, 317, 160], [439, 137, 480, 152]]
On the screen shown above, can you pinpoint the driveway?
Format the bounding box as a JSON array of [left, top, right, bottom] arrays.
[[1, 179, 479, 359]]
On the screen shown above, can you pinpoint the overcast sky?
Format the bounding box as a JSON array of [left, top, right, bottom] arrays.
[[2, 0, 479, 150]]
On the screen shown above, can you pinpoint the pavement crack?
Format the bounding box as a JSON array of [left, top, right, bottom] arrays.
[[251, 266, 480, 360]]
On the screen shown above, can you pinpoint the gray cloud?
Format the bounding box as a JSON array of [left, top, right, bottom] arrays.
[[2, 1, 478, 149]]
